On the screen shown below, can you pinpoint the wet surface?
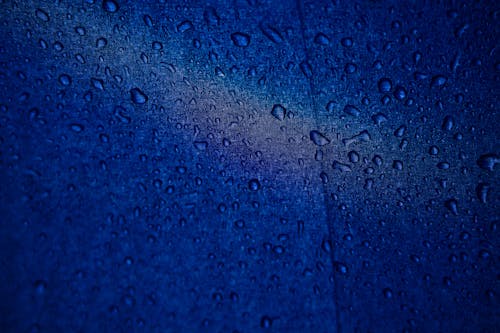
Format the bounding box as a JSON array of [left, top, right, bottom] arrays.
[[0, 1, 498, 332]]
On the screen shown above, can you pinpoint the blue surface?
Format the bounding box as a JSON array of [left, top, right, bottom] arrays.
[[0, 0, 499, 332]]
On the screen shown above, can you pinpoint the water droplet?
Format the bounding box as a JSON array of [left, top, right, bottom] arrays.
[[348, 151, 360, 163], [58, 74, 72, 86], [437, 162, 450, 170], [310, 130, 330, 146], [378, 78, 392, 93], [193, 141, 208, 151], [393, 160, 403, 170], [177, 20, 193, 33], [96, 37, 108, 48], [75, 26, 86, 36], [34, 280, 47, 295], [260, 24, 283, 44], [320, 171, 328, 184], [204, 7, 220, 26], [231, 32, 250, 47], [35, 9, 50, 22], [334, 261, 348, 274], [394, 125, 406, 137], [476, 182, 490, 203], [442, 116, 454, 131], [143, 14, 153, 27], [248, 179, 261, 191], [393, 86, 407, 101], [130, 88, 148, 104], [314, 33, 330, 45], [271, 104, 286, 121], [332, 161, 352, 172], [372, 155, 383, 166], [477, 154, 499, 171], [445, 198, 458, 215], [431, 75, 447, 87], [341, 37, 353, 47], [91, 78, 104, 90], [344, 104, 360, 117], [300, 61, 313, 78], [325, 101, 335, 112], [260, 316, 272, 328], [342, 130, 371, 146], [429, 146, 439, 155], [70, 123, 84, 132], [372, 113, 387, 125], [102, 0, 119, 13], [152, 41, 163, 50], [344, 63, 357, 74]]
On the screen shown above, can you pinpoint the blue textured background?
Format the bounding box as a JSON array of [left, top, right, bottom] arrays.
[[0, 0, 499, 332]]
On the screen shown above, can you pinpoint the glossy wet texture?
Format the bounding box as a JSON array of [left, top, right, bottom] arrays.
[[0, 0, 498, 332]]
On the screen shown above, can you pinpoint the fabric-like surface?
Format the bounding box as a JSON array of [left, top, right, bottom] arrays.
[[0, 0, 498, 332]]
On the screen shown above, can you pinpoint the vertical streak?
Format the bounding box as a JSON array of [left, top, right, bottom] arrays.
[[295, 1, 342, 332]]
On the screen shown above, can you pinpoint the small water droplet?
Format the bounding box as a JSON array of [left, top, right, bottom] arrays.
[[300, 61, 313, 78], [70, 123, 84, 132], [314, 33, 330, 45], [445, 198, 458, 215], [341, 37, 353, 47], [260, 316, 272, 329], [431, 75, 447, 88]]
